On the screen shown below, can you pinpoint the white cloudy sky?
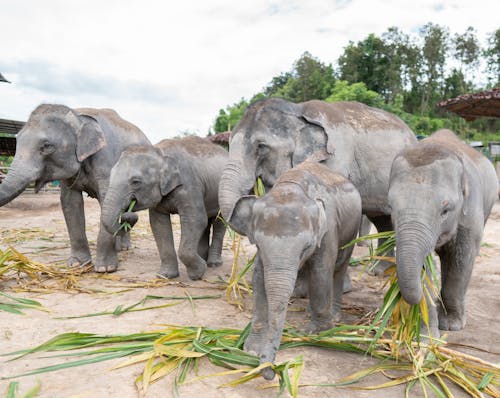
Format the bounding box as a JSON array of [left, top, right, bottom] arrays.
[[0, 0, 498, 143]]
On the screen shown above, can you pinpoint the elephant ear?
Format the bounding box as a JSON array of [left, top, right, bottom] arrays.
[[230, 195, 256, 239], [315, 199, 328, 248], [160, 156, 183, 196], [75, 115, 106, 162], [461, 168, 470, 216]]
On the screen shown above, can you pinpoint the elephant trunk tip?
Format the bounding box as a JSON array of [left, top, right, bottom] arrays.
[[400, 285, 423, 305]]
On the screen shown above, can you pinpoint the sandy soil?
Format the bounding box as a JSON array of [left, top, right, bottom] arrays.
[[0, 192, 499, 398]]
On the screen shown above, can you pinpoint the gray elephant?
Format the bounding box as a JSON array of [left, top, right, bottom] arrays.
[[101, 136, 228, 280], [219, 98, 417, 282], [389, 129, 498, 334], [0, 104, 151, 272], [230, 161, 362, 380]]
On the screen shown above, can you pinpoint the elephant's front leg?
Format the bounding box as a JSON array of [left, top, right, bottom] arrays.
[[178, 212, 208, 280], [307, 247, 336, 333], [94, 220, 120, 272], [244, 254, 268, 356], [150, 208, 179, 278], [207, 216, 225, 267], [437, 232, 479, 331], [60, 183, 91, 267], [116, 231, 132, 251]]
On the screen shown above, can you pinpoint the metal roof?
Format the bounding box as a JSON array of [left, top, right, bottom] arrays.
[[0, 118, 24, 156], [438, 88, 500, 121], [0, 72, 10, 83]]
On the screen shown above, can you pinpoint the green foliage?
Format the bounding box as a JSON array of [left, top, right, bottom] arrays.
[[213, 98, 250, 133], [272, 52, 336, 102], [325, 80, 383, 107]]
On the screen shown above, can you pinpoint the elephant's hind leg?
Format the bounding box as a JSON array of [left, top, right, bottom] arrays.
[[207, 216, 226, 267]]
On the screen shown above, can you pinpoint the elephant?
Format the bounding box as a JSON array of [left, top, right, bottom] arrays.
[[101, 136, 228, 280], [231, 160, 362, 380], [0, 104, 151, 272], [219, 98, 418, 283], [388, 129, 498, 334]]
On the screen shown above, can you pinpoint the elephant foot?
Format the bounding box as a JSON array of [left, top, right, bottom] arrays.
[[371, 260, 394, 276], [67, 255, 91, 268], [186, 262, 207, 280], [438, 311, 465, 331], [305, 319, 334, 334], [117, 234, 132, 251], [158, 267, 180, 279], [94, 264, 118, 273], [342, 272, 352, 294], [207, 258, 223, 268]]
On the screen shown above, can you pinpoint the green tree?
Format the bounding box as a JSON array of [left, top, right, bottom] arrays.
[[484, 28, 500, 86], [276, 52, 336, 101], [325, 80, 383, 107], [419, 23, 450, 115], [213, 98, 250, 133]]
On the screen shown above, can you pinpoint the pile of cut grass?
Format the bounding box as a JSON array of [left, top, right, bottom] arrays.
[[0, 247, 93, 293]]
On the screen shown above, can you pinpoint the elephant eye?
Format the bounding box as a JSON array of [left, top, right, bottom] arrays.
[[130, 177, 142, 186], [256, 142, 270, 156], [40, 141, 55, 155], [441, 200, 453, 218]]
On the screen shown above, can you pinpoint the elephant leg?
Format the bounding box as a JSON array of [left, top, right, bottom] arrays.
[[368, 214, 394, 276], [292, 267, 308, 298], [198, 223, 210, 261], [333, 246, 354, 321], [306, 247, 336, 334], [244, 254, 268, 357], [357, 215, 372, 247], [207, 216, 226, 267], [60, 183, 91, 267], [116, 231, 132, 251], [94, 220, 120, 272], [437, 232, 479, 331], [178, 213, 208, 280], [150, 208, 179, 279]]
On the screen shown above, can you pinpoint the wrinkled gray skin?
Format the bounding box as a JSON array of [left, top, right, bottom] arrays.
[[219, 98, 417, 291], [0, 104, 151, 272], [389, 129, 498, 335], [101, 136, 227, 280], [231, 161, 362, 380]]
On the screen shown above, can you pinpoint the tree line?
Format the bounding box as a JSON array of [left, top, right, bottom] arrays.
[[212, 23, 500, 142]]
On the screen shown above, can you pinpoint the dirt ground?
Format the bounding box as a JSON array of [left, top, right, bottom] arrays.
[[0, 192, 499, 398]]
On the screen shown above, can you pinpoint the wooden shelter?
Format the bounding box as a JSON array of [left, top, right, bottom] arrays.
[[438, 88, 500, 121]]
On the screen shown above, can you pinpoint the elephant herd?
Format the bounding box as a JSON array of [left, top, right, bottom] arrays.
[[0, 99, 498, 379]]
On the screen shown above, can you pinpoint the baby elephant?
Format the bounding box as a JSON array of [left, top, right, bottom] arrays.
[[389, 129, 498, 334], [230, 161, 362, 379], [101, 136, 228, 280]]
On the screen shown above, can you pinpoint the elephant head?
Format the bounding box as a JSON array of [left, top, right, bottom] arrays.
[[0, 104, 105, 206], [101, 146, 182, 235], [388, 143, 468, 304], [218, 98, 337, 232]]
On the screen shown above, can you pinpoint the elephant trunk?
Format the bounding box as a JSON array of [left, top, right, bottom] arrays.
[[395, 215, 437, 305], [101, 189, 129, 235], [0, 158, 41, 206], [261, 262, 297, 365], [218, 134, 256, 229]]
